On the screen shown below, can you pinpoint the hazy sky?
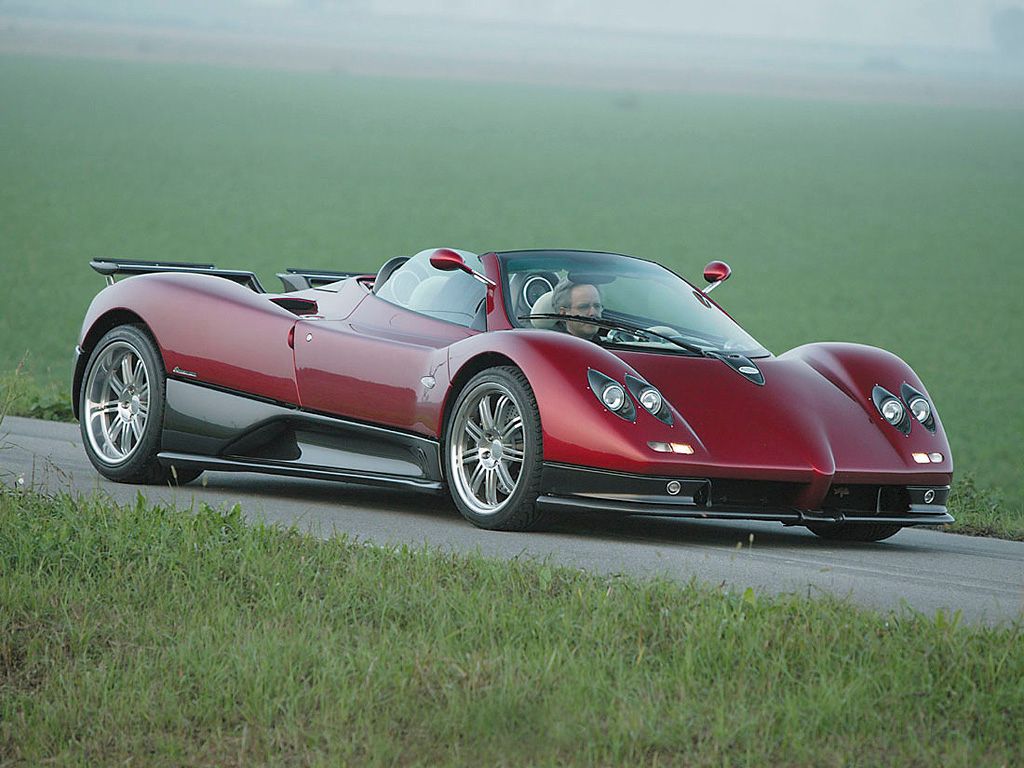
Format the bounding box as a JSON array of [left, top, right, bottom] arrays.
[[10, 0, 1022, 51], [370, 0, 1015, 50]]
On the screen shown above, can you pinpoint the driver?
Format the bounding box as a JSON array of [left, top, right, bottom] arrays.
[[551, 279, 604, 340]]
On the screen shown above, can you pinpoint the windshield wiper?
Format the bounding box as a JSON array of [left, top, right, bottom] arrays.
[[517, 314, 708, 357]]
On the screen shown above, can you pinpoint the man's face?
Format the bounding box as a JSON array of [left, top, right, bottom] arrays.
[[561, 284, 603, 339]]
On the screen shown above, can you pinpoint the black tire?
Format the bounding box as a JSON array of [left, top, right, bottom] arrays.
[[78, 325, 201, 486], [806, 522, 902, 542], [444, 366, 544, 531]]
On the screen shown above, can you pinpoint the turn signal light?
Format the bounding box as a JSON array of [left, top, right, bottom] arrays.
[[912, 452, 944, 464], [648, 441, 694, 454]]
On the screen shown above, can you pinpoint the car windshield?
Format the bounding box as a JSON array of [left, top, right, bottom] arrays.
[[500, 250, 769, 357]]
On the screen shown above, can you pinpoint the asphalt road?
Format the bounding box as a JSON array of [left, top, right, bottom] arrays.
[[3, 416, 1022, 626]]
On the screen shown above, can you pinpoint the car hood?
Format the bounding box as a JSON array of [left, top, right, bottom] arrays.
[[615, 347, 951, 482]]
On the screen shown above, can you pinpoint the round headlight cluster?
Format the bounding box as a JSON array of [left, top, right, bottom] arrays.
[[601, 383, 626, 411], [908, 396, 931, 423], [587, 369, 636, 421], [873, 384, 936, 435], [639, 388, 662, 414], [880, 397, 905, 425]]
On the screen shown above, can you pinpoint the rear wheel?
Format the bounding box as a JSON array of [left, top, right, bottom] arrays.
[[445, 366, 543, 531], [806, 522, 902, 542], [79, 325, 201, 485]]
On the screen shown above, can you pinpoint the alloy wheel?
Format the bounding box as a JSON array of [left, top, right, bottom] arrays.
[[83, 340, 151, 465], [449, 381, 527, 516]]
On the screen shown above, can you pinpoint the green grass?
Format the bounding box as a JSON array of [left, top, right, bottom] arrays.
[[1, 489, 1021, 766], [944, 474, 1024, 541], [1, 54, 1023, 506]]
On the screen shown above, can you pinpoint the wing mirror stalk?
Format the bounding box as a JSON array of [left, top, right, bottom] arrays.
[[429, 248, 496, 288]]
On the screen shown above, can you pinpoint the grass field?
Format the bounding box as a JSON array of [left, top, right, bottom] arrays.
[[1, 488, 1021, 766], [1, 54, 1022, 502]]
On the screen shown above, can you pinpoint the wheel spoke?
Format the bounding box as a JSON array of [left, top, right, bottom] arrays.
[[121, 355, 135, 391], [503, 445, 525, 463], [501, 416, 523, 441], [119, 420, 132, 454], [464, 419, 484, 443], [496, 462, 516, 494], [130, 417, 144, 441], [478, 397, 495, 430], [89, 401, 118, 417], [108, 370, 126, 397], [461, 450, 480, 466], [484, 469, 498, 505], [469, 463, 486, 495], [492, 395, 511, 428]]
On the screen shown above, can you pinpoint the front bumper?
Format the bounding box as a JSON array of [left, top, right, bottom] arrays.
[[537, 463, 954, 527]]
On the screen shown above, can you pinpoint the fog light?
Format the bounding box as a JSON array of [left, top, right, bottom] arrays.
[[648, 441, 671, 453], [912, 452, 931, 464], [929, 452, 943, 463], [666, 480, 681, 495]]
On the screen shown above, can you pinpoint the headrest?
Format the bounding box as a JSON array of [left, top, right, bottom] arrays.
[[530, 291, 559, 329], [406, 276, 448, 310]]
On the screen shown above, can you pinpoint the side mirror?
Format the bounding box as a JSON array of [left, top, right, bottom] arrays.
[[701, 260, 732, 294], [429, 248, 495, 287], [429, 248, 467, 272]]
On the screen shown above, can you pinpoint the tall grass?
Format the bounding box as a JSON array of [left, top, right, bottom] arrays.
[[1, 490, 1022, 766]]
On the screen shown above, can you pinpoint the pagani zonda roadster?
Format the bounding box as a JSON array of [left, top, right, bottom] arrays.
[[73, 248, 953, 541]]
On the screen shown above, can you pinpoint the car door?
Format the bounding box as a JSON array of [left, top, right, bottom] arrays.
[[292, 294, 476, 437]]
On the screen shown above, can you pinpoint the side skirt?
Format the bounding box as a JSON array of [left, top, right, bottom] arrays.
[[158, 452, 445, 492], [160, 378, 444, 489]]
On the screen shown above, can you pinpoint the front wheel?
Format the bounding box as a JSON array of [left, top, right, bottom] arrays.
[[445, 366, 544, 531], [79, 324, 201, 485], [806, 522, 902, 542]]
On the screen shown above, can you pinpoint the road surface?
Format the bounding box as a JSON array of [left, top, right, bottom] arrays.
[[3, 416, 1021, 625]]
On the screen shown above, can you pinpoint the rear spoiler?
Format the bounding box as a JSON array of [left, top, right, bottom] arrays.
[[90, 259, 266, 292], [90, 260, 366, 293]]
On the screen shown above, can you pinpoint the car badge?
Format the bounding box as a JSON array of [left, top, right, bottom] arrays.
[[172, 366, 197, 379], [832, 486, 850, 497]]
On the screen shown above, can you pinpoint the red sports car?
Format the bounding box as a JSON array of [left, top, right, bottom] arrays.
[[73, 247, 953, 541]]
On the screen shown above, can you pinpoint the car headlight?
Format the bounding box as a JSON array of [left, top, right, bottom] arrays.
[[908, 397, 930, 423], [900, 383, 936, 432], [601, 383, 626, 411], [639, 388, 662, 414], [625, 375, 673, 425], [587, 369, 636, 421], [880, 398, 904, 425], [871, 385, 910, 435]]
